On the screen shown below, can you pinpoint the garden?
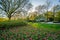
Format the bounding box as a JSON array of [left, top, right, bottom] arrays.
[[0, 0, 60, 40], [0, 21, 60, 40]]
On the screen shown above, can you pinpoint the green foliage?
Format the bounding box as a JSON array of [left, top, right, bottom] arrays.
[[0, 20, 27, 29], [57, 11, 60, 22], [0, 22, 60, 40]]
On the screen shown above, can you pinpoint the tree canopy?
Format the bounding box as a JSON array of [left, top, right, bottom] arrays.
[[0, 0, 29, 20]]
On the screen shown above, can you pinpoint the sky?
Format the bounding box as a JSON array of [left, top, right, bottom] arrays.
[[30, 0, 60, 11], [0, 0, 60, 18]]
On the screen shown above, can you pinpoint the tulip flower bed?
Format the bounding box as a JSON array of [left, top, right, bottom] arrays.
[[0, 22, 60, 40]]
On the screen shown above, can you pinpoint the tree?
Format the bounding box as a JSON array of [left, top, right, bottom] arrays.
[[0, 9, 6, 18], [57, 11, 60, 22], [45, 0, 51, 21], [27, 11, 37, 21], [53, 5, 60, 21], [24, 3, 33, 11], [13, 3, 33, 20], [35, 5, 46, 14], [53, 5, 60, 12], [44, 11, 53, 21], [22, 3, 33, 17], [0, 0, 29, 20], [35, 5, 47, 22]]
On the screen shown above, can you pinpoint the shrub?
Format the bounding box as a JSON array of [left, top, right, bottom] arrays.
[[0, 18, 8, 22], [0, 20, 27, 29]]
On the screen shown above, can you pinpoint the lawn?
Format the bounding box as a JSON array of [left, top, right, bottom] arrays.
[[0, 22, 60, 40]]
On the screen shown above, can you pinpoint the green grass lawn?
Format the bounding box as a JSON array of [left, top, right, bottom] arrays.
[[0, 22, 60, 40], [29, 22, 60, 31]]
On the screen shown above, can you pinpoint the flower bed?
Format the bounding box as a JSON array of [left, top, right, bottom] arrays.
[[0, 25, 60, 40]]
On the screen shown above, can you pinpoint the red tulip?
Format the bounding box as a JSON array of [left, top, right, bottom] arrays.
[[29, 37, 33, 40], [26, 32, 29, 35], [42, 38, 46, 40]]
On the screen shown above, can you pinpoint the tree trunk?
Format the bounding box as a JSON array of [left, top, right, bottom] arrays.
[[47, 11, 48, 22], [8, 17, 11, 20], [8, 14, 11, 20], [53, 8, 55, 22]]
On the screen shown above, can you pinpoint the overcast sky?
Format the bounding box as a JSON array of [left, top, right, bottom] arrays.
[[30, 0, 60, 11]]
